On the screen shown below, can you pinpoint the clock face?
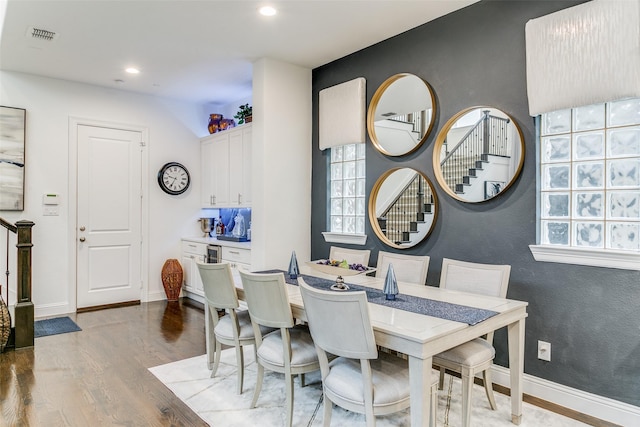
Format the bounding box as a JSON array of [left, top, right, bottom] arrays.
[[158, 162, 190, 195]]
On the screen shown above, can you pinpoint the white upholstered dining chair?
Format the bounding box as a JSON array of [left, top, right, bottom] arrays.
[[374, 251, 430, 286], [433, 257, 511, 427], [298, 277, 438, 427], [239, 270, 320, 427], [329, 246, 371, 266], [197, 261, 269, 394]]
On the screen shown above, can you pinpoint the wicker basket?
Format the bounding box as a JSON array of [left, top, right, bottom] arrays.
[[0, 297, 11, 352], [161, 259, 183, 301]]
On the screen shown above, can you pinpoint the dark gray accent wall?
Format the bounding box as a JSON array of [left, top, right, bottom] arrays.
[[311, 0, 640, 407]]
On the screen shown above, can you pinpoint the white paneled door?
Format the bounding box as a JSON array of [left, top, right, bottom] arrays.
[[76, 125, 143, 309]]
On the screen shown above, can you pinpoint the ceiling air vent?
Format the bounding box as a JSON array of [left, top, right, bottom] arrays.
[[27, 27, 58, 41], [381, 112, 397, 117]]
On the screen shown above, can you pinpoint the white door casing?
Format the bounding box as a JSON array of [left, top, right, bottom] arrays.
[[75, 124, 144, 308]]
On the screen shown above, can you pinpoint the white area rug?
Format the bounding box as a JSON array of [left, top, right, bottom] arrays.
[[149, 349, 588, 426]]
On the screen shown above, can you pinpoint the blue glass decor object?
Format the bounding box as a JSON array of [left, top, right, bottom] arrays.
[[288, 251, 300, 279], [383, 263, 399, 300], [232, 212, 246, 238]]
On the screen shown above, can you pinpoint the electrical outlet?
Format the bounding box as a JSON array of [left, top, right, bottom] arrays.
[[538, 340, 551, 361]]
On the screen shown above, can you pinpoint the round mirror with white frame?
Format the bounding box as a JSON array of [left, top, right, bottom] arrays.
[[433, 106, 524, 203], [367, 73, 436, 156], [368, 168, 438, 249]]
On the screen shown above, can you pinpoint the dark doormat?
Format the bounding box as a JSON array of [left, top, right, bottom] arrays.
[[34, 316, 82, 338]]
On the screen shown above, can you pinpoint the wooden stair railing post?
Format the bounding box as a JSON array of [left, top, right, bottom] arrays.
[[482, 110, 491, 154], [15, 220, 34, 348]]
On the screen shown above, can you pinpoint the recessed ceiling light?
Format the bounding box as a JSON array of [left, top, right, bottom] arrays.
[[259, 6, 277, 16], [125, 67, 140, 74]]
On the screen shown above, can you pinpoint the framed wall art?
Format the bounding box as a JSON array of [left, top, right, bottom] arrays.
[[484, 180, 506, 200], [0, 106, 26, 211]]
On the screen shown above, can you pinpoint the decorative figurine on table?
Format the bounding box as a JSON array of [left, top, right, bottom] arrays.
[[383, 263, 399, 300], [288, 251, 300, 279], [330, 275, 349, 291]]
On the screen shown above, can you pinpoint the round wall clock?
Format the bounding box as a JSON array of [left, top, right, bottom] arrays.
[[158, 162, 190, 195]]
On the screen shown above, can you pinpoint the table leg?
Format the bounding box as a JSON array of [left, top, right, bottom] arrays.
[[508, 318, 526, 425], [409, 355, 432, 427]]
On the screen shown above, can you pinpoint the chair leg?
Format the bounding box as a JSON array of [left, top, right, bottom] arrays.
[[210, 340, 222, 378], [205, 305, 215, 370], [285, 371, 294, 427], [438, 366, 446, 390], [299, 373, 306, 387], [460, 367, 473, 427], [365, 405, 376, 427], [430, 382, 437, 427], [251, 363, 264, 409], [482, 367, 498, 410], [323, 394, 332, 427], [235, 345, 245, 394]]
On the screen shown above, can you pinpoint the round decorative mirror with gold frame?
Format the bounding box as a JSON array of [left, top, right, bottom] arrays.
[[367, 73, 436, 157], [368, 168, 438, 249], [433, 106, 524, 203]]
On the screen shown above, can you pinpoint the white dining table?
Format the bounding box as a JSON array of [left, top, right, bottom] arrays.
[[233, 266, 528, 427]]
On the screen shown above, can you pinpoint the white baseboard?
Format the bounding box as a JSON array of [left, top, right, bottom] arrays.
[[145, 290, 167, 302], [182, 290, 204, 304], [20, 291, 184, 319], [492, 365, 640, 426], [9, 302, 72, 319], [33, 302, 74, 318]]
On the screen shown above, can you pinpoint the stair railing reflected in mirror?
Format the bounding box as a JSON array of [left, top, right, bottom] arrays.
[[368, 168, 438, 249], [433, 106, 525, 203], [367, 73, 436, 157]]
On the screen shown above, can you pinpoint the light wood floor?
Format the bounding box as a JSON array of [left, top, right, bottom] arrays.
[[0, 299, 207, 426]]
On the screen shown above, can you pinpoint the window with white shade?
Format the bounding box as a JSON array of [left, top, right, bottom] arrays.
[[329, 143, 366, 235], [532, 98, 640, 270]]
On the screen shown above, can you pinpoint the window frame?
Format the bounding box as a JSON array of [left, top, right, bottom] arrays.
[[530, 99, 640, 271], [323, 143, 367, 245]]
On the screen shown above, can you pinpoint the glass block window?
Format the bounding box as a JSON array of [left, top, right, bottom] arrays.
[[330, 143, 366, 234], [539, 98, 640, 251]]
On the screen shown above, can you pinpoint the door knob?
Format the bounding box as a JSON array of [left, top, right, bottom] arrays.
[[79, 237, 86, 242], [79, 226, 86, 231]]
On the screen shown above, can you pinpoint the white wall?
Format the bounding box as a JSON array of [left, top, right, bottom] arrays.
[[0, 71, 204, 316]]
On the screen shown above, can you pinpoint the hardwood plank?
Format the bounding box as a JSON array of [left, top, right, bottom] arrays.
[[0, 299, 208, 426]]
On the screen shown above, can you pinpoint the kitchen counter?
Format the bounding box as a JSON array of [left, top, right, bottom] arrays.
[[181, 236, 252, 302], [182, 236, 251, 250]]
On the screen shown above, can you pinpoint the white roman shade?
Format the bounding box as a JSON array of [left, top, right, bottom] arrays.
[[525, 0, 640, 116], [319, 77, 366, 150]]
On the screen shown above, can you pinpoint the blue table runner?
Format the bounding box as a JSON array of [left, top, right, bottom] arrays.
[[258, 270, 498, 326]]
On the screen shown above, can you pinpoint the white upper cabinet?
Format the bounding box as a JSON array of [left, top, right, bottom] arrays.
[[201, 124, 252, 207]]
